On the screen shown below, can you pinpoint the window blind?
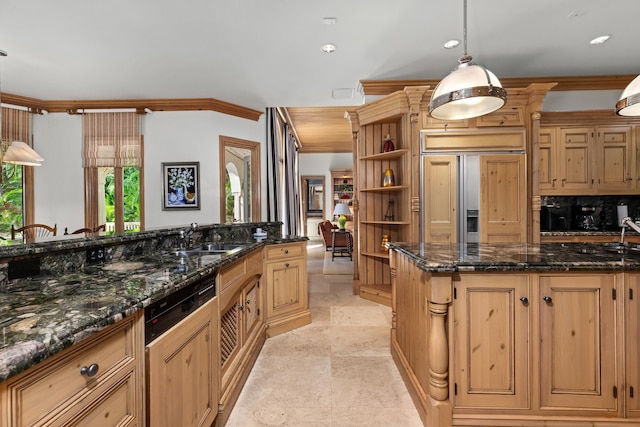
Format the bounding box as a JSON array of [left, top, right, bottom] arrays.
[[82, 112, 141, 167]]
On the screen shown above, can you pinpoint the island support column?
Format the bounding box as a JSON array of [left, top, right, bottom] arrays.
[[426, 274, 453, 427]]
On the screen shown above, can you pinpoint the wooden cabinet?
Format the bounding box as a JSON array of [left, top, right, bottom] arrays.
[[480, 153, 527, 243], [421, 106, 524, 129], [540, 125, 635, 195], [422, 155, 457, 243], [217, 248, 265, 426], [453, 274, 530, 409], [0, 313, 144, 427], [538, 274, 617, 412], [625, 274, 640, 418], [146, 297, 218, 427], [264, 241, 311, 337], [331, 169, 353, 222]]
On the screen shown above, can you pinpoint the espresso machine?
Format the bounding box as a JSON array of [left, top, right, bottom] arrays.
[[573, 204, 599, 230]]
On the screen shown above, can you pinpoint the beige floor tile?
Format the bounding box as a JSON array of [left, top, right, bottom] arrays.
[[226, 240, 422, 426]]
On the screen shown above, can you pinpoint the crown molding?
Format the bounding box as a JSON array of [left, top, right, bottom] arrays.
[[0, 93, 263, 121], [359, 75, 637, 96]]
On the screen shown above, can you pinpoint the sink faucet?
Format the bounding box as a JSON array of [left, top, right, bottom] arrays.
[[178, 223, 198, 250], [620, 217, 640, 245]]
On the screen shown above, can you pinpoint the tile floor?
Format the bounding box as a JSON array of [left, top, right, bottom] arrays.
[[225, 239, 423, 426]]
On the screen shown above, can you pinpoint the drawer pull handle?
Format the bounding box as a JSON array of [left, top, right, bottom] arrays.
[[543, 296, 553, 304], [80, 363, 99, 377], [284, 249, 289, 254]]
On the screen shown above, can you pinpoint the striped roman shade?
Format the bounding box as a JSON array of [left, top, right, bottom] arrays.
[[1, 107, 30, 144], [82, 112, 141, 167]]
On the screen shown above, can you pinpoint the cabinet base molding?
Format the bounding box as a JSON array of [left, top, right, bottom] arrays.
[[266, 310, 312, 338], [217, 324, 267, 427], [452, 415, 639, 426], [359, 285, 391, 306]]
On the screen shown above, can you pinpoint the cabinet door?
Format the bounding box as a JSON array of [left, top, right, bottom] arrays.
[[627, 274, 640, 417], [596, 126, 634, 192], [480, 154, 527, 243], [538, 128, 557, 192], [538, 274, 617, 411], [146, 298, 218, 427], [453, 274, 530, 409], [558, 127, 594, 192], [423, 155, 457, 243], [266, 258, 306, 319], [220, 290, 242, 392], [242, 277, 262, 342]]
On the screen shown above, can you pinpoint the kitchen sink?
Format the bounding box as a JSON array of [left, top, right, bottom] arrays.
[[162, 243, 247, 257]]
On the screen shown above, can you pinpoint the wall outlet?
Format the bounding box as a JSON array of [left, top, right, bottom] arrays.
[[86, 246, 106, 263]]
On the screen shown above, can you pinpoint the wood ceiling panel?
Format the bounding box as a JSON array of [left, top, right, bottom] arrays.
[[286, 106, 354, 153]]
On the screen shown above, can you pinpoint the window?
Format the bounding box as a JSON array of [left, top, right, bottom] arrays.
[[82, 112, 144, 234], [0, 107, 33, 241]]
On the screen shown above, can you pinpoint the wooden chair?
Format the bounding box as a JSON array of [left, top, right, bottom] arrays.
[[11, 223, 57, 242], [64, 224, 106, 235]]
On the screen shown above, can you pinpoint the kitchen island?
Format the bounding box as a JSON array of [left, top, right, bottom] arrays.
[[389, 242, 640, 427], [0, 223, 309, 426]]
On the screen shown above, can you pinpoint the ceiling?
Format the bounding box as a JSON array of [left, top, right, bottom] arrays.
[[1, 0, 639, 153]]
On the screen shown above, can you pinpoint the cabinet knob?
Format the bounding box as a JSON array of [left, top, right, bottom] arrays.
[[285, 263, 289, 267], [246, 299, 251, 305], [80, 363, 99, 377], [543, 296, 553, 304], [239, 304, 244, 310], [284, 249, 289, 254], [519, 297, 529, 305]]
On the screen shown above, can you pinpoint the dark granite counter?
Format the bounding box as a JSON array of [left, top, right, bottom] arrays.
[[389, 241, 640, 273], [0, 221, 305, 383]]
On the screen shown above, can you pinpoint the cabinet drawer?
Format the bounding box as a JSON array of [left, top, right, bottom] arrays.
[[246, 249, 263, 271], [6, 316, 137, 426], [265, 243, 303, 261], [219, 259, 246, 292], [476, 106, 525, 127], [421, 112, 469, 129], [67, 369, 137, 426]]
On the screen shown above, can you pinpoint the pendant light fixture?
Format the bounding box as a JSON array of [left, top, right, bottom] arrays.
[[428, 0, 507, 120], [615, 74, 640, 116], [0, 49, 44, 167]]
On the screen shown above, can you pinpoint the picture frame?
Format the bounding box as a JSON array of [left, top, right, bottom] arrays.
[[162, 162, 200, 210]]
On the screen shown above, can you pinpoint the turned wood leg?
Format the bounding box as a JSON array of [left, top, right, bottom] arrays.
[[428, 301, 449, 401]]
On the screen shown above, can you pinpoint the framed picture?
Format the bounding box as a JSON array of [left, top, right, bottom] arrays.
[[162, 162, 200, 210]]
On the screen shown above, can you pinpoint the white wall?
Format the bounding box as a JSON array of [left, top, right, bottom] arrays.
[[32, 110, 264, 232], [299, 152, 353, 221]]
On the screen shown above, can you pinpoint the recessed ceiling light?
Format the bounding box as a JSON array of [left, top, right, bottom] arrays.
[[590, 34, 611, 45], [321, 43, 336, 53], [323, 17, 337, 25], [443, 39, 460, 49]]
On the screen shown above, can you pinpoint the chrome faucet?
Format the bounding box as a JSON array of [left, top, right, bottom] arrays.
[[620, 217, 640, 245], [178, 223, 198, 250]]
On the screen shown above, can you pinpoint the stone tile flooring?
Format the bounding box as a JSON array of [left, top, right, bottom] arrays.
[[225, 239, 423, 426]]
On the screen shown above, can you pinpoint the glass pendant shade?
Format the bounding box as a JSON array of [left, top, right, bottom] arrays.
[[615, 74, 640, 116], [3, 141, 44, 166], [429, 60, 507, 120]]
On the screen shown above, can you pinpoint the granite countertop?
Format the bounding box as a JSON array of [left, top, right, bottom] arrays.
[[0, 236, 305, 383], [390, 241, 640, 273]]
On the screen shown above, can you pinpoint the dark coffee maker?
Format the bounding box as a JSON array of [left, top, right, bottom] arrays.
[[541, 204, 571, 231], [573, 205, 599, 230]]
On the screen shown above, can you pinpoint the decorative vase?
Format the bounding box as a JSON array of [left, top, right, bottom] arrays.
[[381, 234, 390, 253], [175, 187, 184, 202], [382, 134, 395, 152], [382, 168, 395, 187]]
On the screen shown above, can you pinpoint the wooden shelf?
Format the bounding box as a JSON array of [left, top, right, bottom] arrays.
[[362, 251, 390, 260], [360, 149, 409, 161], [360, 220, 410, 225], [360, 185, 408, 193]]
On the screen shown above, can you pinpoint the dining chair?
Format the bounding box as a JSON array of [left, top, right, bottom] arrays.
[[11, 223, 57, 242], [64, 224, 106, 235]]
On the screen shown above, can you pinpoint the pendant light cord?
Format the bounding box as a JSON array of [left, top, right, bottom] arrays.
[[459, 0, 471, 64]]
